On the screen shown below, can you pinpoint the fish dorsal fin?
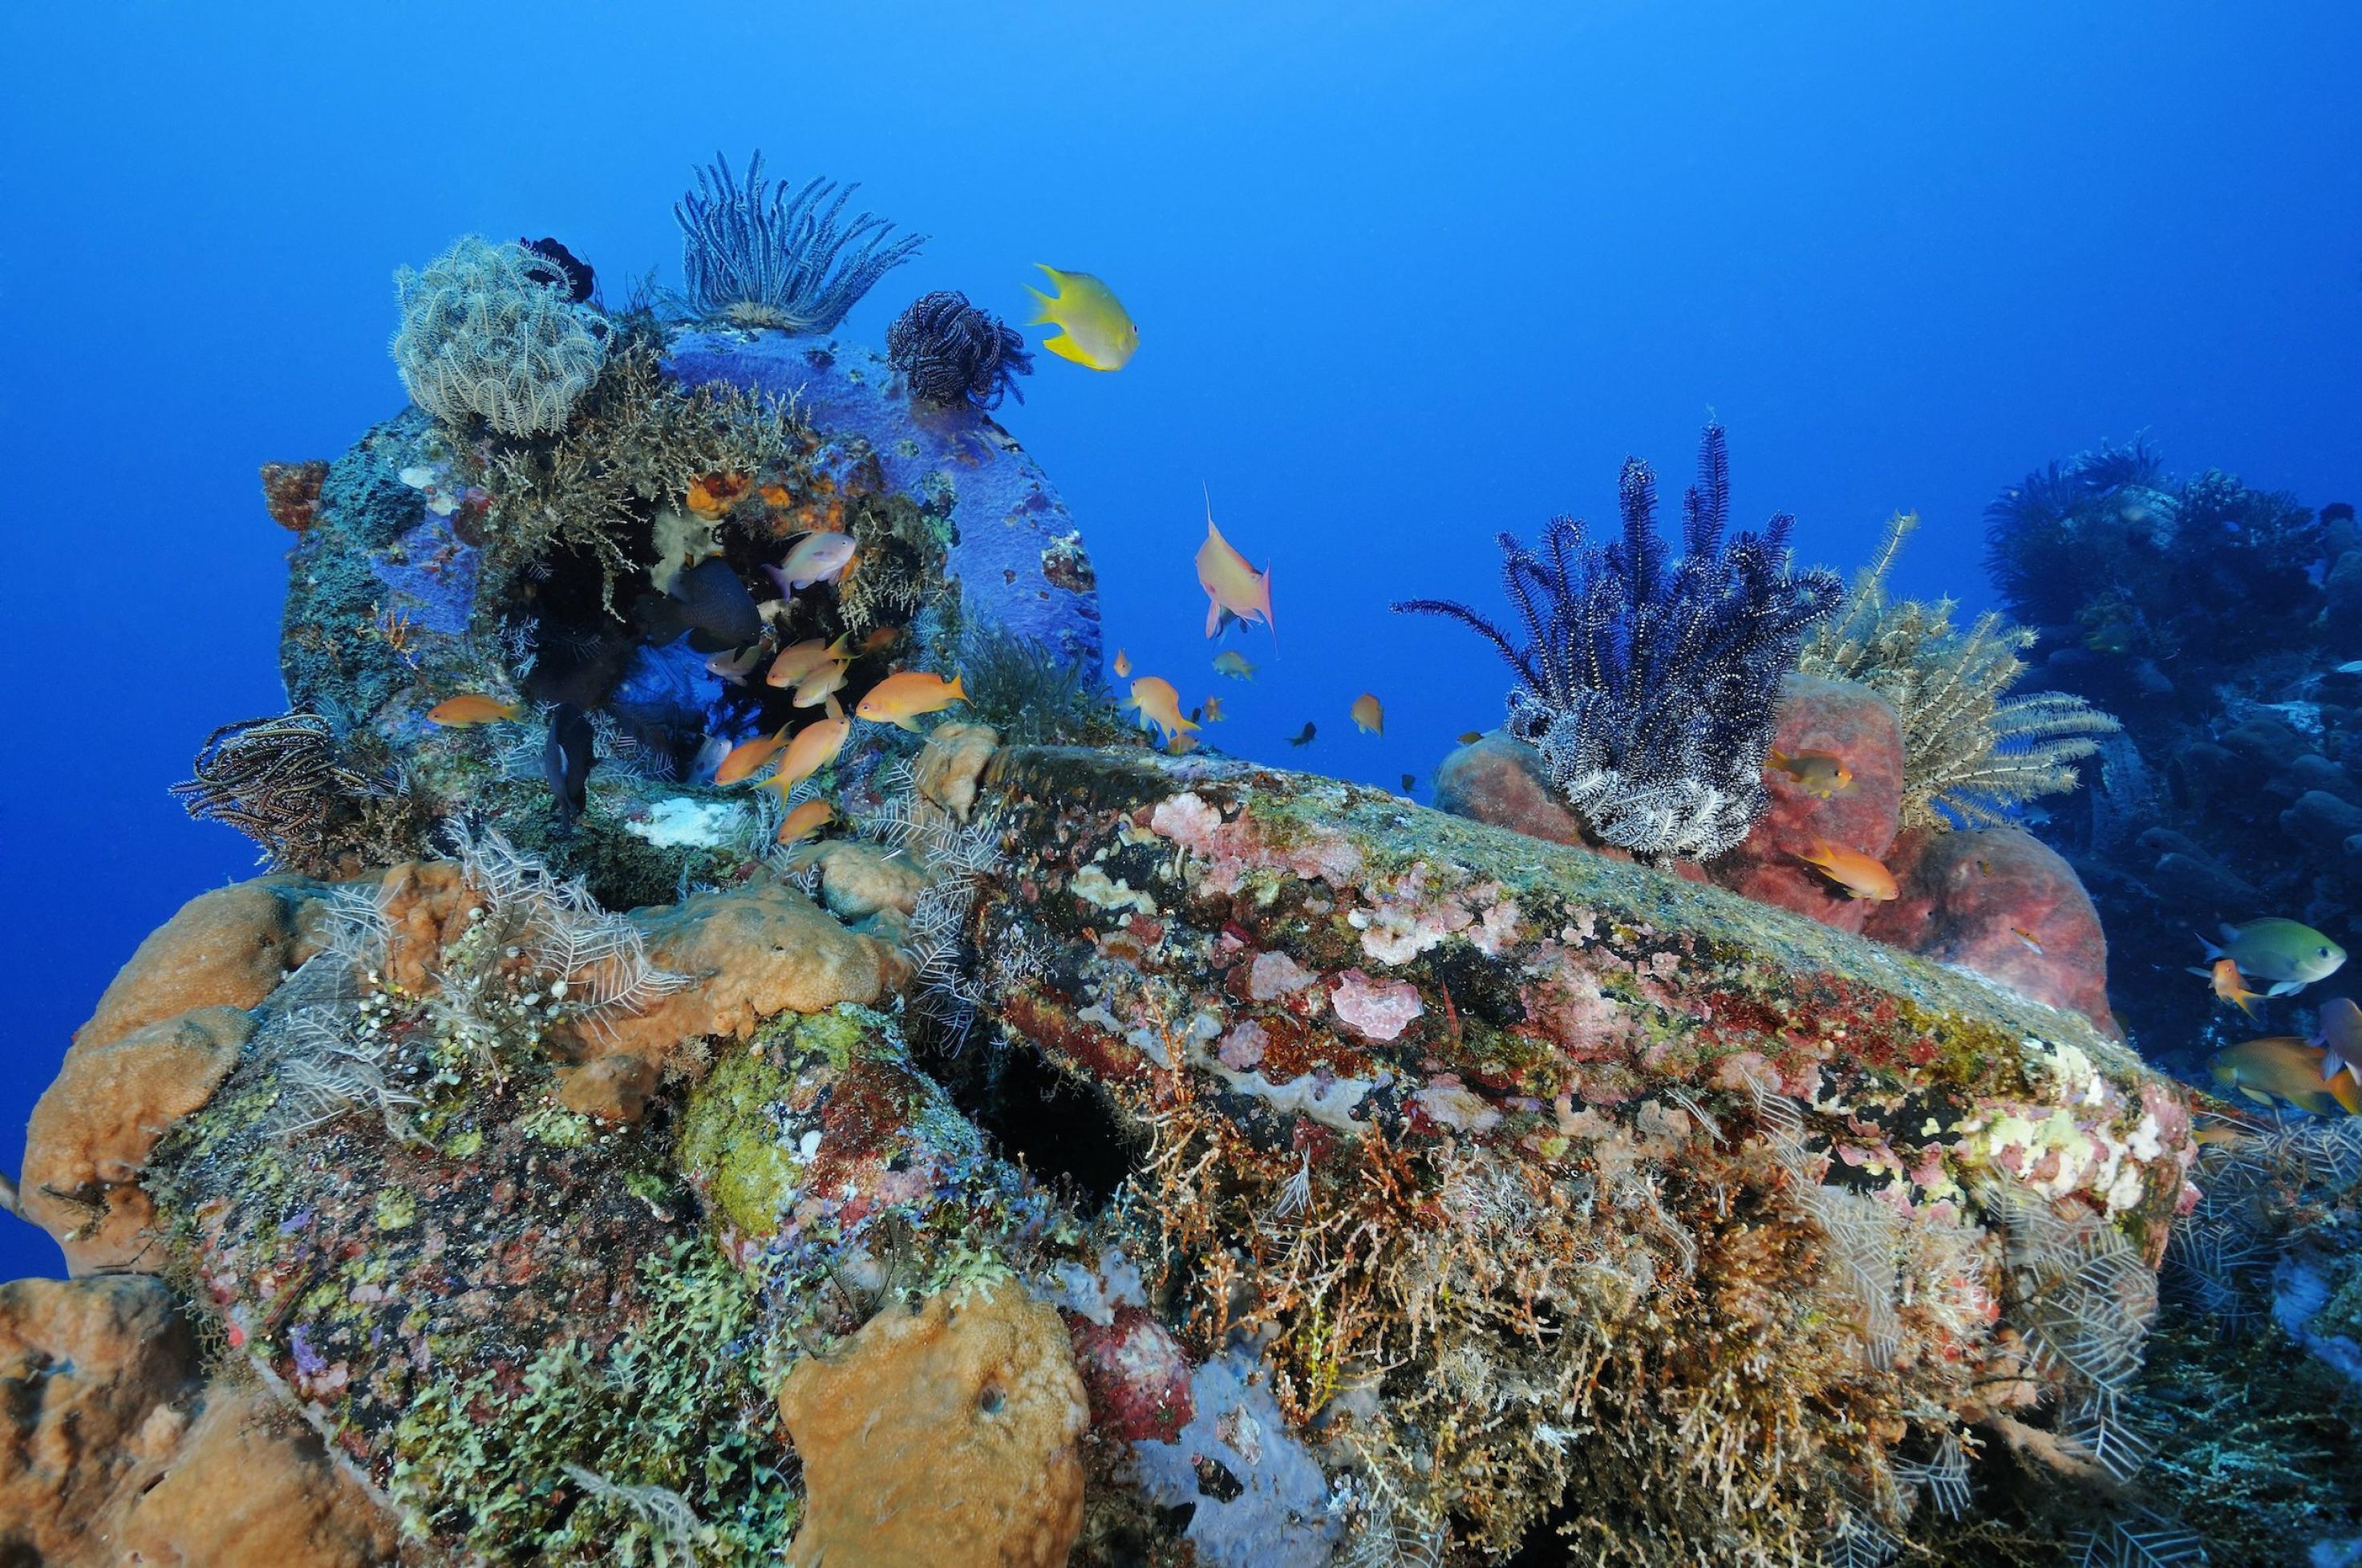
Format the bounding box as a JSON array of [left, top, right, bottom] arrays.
[[824, 694, 844, 723]]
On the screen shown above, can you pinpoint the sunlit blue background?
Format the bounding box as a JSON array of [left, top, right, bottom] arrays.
[[3, 0, 2355, 1278]]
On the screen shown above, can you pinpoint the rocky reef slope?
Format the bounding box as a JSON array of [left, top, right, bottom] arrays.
[[1, 306, 2275, 1563]]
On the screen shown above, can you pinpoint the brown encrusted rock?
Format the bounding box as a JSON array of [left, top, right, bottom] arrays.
[[0, 1274, 200, 1558], [778, 1282, 1088, 1568], [555, 1051, 662, 1123], [965, 746, 2193, 1558], [0, 1278, 400, 1566], [22, 1007, 253, 1274], [1709, 674, 1906, 933], [1864, 826, 2120, 1037], [913, 720, 1002, 821], [260, 459, 330, 533], [111, 1387, 403, 1567], [75, 878, 326, 1054], [808, 841, 930, 922], [1433, 729, 1589, 848], [592, 881, 911, 1068]]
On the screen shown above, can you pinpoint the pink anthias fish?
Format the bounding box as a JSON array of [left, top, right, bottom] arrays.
[[1195, 490, 1274, 640], [763, 532, 857, 594]]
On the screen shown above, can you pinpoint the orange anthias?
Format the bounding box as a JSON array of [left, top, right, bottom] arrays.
[[714, 728, 788, 787], [1195, 492, 1274, 639], [856, 671, 966, 731], [772, 699, 852, 794], [1793, 838, 1899, 901], [2194, 955, 2267, 1021], [767, 636, 849, 690], [427, 695, 522, 727], [776, 797, 834, 845], [1124, 676, 1200, 743], [1350, 694, 1384, 735]]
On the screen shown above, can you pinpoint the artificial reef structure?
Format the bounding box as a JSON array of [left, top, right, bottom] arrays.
[[6, 156, 2349, 1567]]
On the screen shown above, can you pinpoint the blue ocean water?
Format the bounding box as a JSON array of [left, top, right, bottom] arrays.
[[0, 0, 2354, 1284]]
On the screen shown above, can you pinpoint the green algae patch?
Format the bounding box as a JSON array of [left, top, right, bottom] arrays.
[[680, 1047, 804, 1239], [386, 1238, 799, 1566]]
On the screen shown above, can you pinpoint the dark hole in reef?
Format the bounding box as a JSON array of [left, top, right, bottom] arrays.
[[979, 1384, 1006, 1415], [920, 1035, 1143, 1211]]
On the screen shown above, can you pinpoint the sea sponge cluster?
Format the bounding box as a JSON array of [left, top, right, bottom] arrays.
[[392, 235, 607, 436]]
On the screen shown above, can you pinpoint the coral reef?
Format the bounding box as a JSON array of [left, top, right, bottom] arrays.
[[392, 236, 610, 436], [1982, 441, 2353, 1057], [673, 151, 924, 332], [20, 176, 2328, 1566], [970, 745, 2193, 1562], [887, 289, 1034, 409], [1802, 511, 2120, 830], [1398, 422, 1841, 858]]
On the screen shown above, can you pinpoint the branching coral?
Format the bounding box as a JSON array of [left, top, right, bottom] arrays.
[[170, 711, 425, 875], [673, 152, 925, 333], [886, 290, 1033, 409], [1803, 512, 2121, 829], [393, 237, 609, 436], [1396, 422, 1840, 858]]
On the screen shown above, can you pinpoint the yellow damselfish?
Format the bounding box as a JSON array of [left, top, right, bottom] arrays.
[[1028, 265, 1137, 371]]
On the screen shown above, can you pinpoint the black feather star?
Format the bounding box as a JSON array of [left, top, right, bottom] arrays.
[[886, 290, 1034, 411], [1396, 422, 1839, 859]]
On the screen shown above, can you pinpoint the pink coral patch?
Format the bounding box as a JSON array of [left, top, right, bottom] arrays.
[[1249, 950, 1320, 1001], [1331, 969, 1424, 1041]]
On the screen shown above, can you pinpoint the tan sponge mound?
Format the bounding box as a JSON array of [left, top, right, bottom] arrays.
[[778, 1281, 1088, 1568], [0, 1276, 399, 1566]]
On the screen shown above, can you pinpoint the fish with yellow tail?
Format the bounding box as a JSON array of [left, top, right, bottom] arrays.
[[1766, 748, 1854, 798], [771, 698, 851, 794], [427, 695, 522, 727], [1196, 492, 1275, 639], [1123, 676, 1199, 743], [2314, 995, 2362, 1084], [2198, 918, 2347, 996], [855, 671, 966, 731], [792, 661, 853, 709], [1027, 265, 1137, 371], [776, 797, 834, 846], [2206, 1034, 2362, 1116], [767, 634, 850, 691], [1792, 838, 1899, 901], [1351, 694, 1384, 735], [1213, 650, 1257, 681], [2188, 955, 2268, 1020], [714, 727, 788, 787]]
